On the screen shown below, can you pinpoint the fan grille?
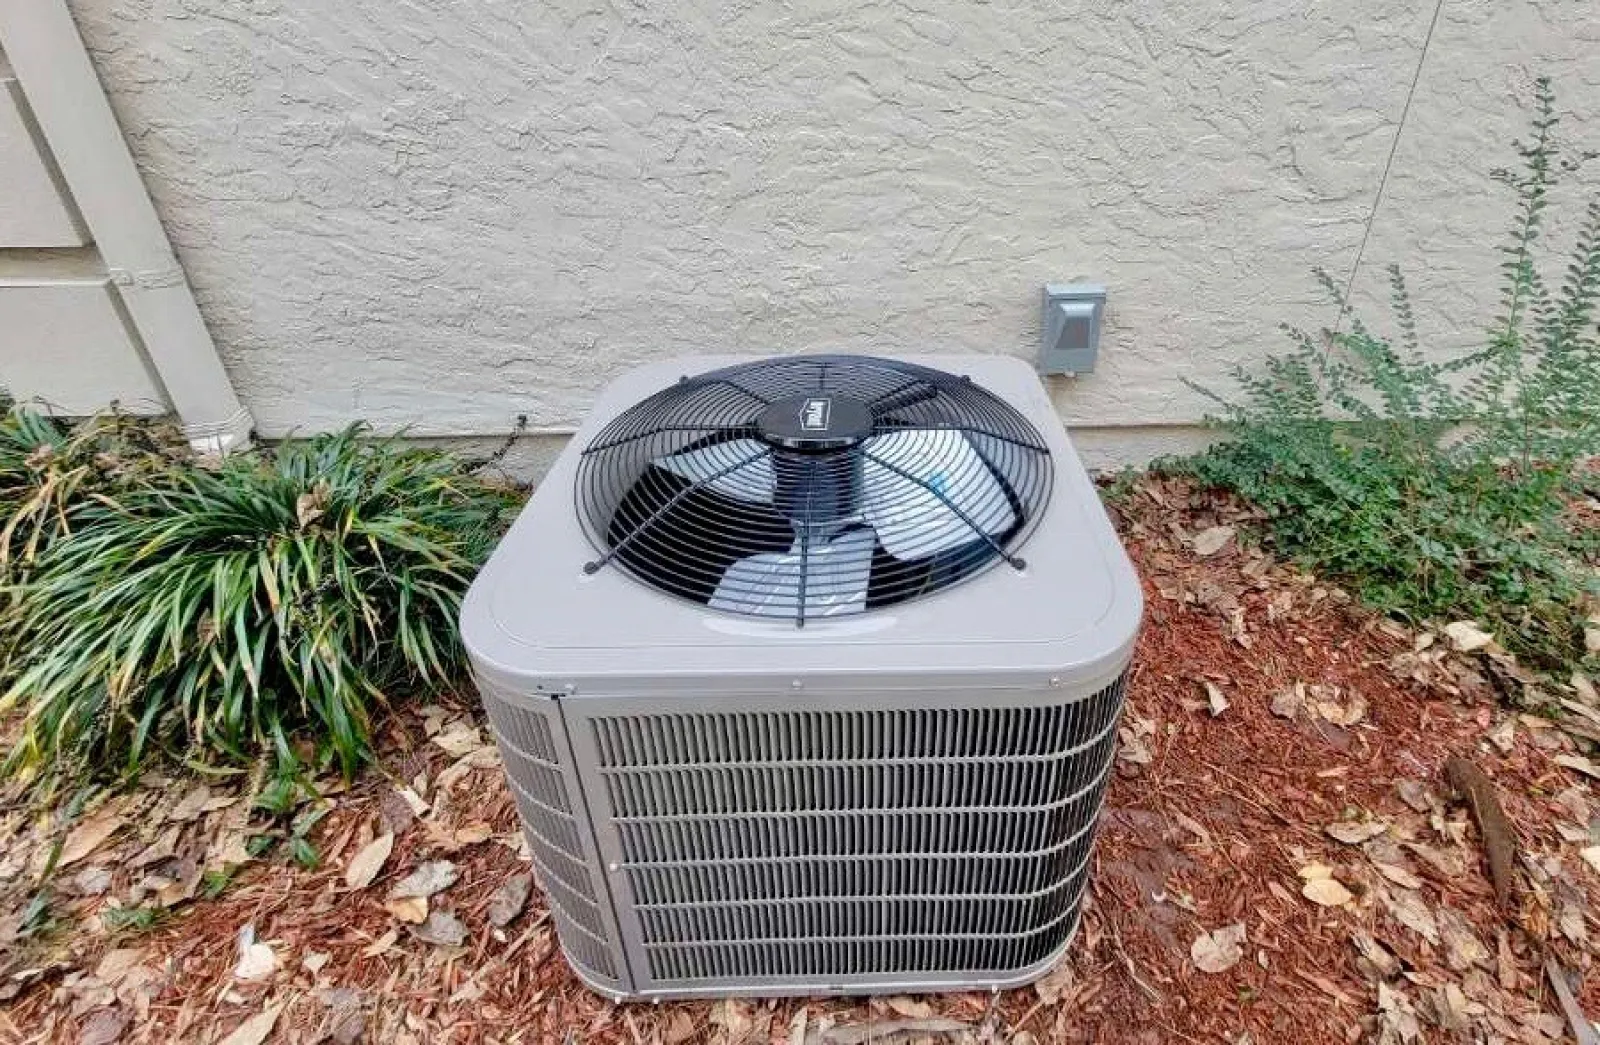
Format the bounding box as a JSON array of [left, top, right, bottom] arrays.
[[575, 356, 1053, 624]]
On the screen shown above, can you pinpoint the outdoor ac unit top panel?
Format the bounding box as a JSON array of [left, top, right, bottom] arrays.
[[461, 354, 1141, 687]]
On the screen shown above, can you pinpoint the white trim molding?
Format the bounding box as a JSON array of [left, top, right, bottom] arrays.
[[0, 0, 254, 453]]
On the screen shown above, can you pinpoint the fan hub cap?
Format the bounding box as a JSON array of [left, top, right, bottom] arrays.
[[756, 393, 874, 451]]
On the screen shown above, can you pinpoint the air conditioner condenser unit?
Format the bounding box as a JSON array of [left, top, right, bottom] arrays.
[[461, 353, 1142, 1000]]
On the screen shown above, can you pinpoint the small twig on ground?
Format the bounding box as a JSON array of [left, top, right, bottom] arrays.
[[1445, 755, 1518, 910], [502, 911, 551, 960], [1544, 960, 1600, 1045], [1198, 762, 1296, 825], [1103, 911, 1162, 1002], [1008, 997, 1047, 1038]]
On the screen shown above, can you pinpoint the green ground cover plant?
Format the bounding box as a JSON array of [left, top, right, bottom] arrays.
[[1167, 79, 1600, 672]]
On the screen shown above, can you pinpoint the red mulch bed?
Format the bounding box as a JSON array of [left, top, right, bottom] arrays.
[[2, 474, 1596, 1044]]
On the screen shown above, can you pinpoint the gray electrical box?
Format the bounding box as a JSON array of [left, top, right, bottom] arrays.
[[1039, 283, 1106, 376]]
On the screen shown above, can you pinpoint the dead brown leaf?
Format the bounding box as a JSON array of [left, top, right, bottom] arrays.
[[217, 1004, 282, 1045], [343, 832, 394, 890], [78, 1005, 129, 1045], [486, 873, 532, 929], [1382, 890, 1440, 945], [58, 804, 126, 868], [390, 860, 457, 899], [1327, 819, 1389, 845], [384, 897, 429, 924], [409, 910, 469, 948], [1190, 922, 1246, 973]]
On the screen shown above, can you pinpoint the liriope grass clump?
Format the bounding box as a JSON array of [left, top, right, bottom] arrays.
[[1, 426, 517, 790]]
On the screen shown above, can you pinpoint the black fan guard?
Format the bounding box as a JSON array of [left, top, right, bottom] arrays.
[[575, 356, 1054, 626]]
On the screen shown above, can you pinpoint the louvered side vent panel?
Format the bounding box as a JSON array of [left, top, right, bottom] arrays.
[[477, 679, 621, 986], [591, 673, 1127, 987]]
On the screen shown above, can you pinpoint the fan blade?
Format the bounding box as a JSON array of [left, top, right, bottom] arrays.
[[708, 528, 875, 618], [654, 438, 776, 504], [860, 430, 1015, 560]]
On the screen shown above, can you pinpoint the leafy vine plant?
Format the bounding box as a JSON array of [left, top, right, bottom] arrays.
[[1170, 77, 1600, 672]]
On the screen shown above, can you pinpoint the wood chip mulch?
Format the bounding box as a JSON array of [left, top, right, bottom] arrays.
[[2, 473, 1598, 1044]]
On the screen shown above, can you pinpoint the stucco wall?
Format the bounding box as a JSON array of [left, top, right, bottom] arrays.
[[62, 0, 1600, 466]]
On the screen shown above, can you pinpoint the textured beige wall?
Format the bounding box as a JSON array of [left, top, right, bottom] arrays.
[[62, 0, 1600, 464]]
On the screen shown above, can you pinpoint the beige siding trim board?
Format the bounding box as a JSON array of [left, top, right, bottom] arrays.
[[0, 4, 252, 451]]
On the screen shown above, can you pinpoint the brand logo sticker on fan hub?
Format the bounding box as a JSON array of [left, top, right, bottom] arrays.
[[800, 398, 832, 432]]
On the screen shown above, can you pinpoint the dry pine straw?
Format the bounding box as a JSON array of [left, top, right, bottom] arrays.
[[4, 474, 1599, 1045]]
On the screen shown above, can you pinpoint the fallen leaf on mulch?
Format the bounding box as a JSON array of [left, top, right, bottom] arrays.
[[431, 722, 487, 758], [1396, 780, 1436, 813], [1579, 846, 1600, 877], [1485, 717, 1516, 753], [1202, 680, 1229, 717], [234, 926, 277, 982], [316, 988, 367, 1045], [1303, 877, 1354, 907], [394, 786, 429, 817], [1558, 902, 1589, 945], [78, 1005, 130, 1045], [71, 866, 113, 897], [1557, 753, 1600, 781], [390, 860, 457, 899], [1190, 922, 1247, 973], [1372, 861, 1422, 890], [360, 929, 398, 957], [1192, 525, 1235, 556], [409, 910, 469, 947], [1437, 907, 1489, 972], [217, 1004, 281, 1045], [486, 873, 532, 928], [1383, 890, 1441, 945], [1118, 717, 1156, 765], [1327, 820, 1388, 845], [384, 896, 429, 924], [1033, 955, 1075, 1003], [1405, 841, 1467, 878], [344, 833, 394, 890], [663, 1011, 697, 1044], [94, 949, 145, 985], [1270, 687, 1302, 719], [1377, 982, 1423, 1044], [816, 1019, 970, 1044], [1428, 982, 1471, 1035], [1311, 686, 1367, 726], [1352, 932, 1400, 979], [59, 804, 126, 868], [1444, 621, 1494, 653], [886, 996, 934, 1019], [709, 999, 753, 1040]]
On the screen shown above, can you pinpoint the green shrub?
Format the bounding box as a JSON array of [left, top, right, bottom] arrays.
[[0, 426, 516, 790], [1167, 78, 1600, 672]]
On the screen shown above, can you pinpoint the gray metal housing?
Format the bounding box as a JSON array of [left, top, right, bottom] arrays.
[[461, 354, 1142, 1000]]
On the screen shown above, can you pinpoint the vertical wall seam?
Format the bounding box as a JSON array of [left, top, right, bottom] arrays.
[[1331, 0, 1447, 338]]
